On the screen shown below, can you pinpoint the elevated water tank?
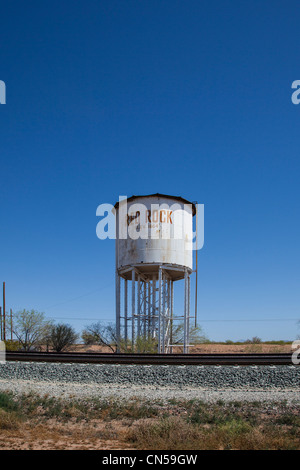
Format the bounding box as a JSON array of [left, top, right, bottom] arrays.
[[114, 194, 196, 280]]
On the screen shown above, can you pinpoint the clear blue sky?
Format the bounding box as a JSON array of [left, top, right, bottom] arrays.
[[1, 0, 299, 341]]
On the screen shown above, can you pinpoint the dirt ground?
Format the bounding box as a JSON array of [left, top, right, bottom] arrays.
[[1, 396, 299, 450], [70, 342, 292, 354], [0, 418, 134, 450]]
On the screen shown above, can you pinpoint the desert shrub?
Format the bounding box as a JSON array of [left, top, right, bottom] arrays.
[[0, 392, 19, 413], [0, 409, 20, 430], [4, 340, 21, 351]]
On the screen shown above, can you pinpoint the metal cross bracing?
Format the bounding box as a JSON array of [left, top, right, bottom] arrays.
[[116, 265, 192, 354]]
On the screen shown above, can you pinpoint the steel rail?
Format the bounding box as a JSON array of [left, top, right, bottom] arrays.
[[4, 351, 294, 365]]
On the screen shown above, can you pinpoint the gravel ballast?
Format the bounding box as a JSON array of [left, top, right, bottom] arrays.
[[0, 361, 299, 403]]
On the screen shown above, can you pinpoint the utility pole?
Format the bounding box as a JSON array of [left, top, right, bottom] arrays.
[[2, 282, 5, 342], [10, 308, 13, 341]]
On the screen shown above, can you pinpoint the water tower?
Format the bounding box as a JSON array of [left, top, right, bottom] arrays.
[[114, 194, 197, 353]]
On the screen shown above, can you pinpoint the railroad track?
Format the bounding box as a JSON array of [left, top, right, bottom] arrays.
[[4, 351, 295, 365]]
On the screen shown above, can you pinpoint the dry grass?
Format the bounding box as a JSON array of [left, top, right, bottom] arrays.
[[0, 409, 20, 431], [0, 420, 133, 450], [128, 415, 300, 450], [0, 392, 299, 450]]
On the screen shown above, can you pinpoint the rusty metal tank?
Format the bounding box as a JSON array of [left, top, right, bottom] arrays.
[[114, 194, 196, 280]]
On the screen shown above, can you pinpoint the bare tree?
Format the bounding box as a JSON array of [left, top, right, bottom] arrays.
[[82, 322, 118, 352], [10, 309, 52, 351]]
